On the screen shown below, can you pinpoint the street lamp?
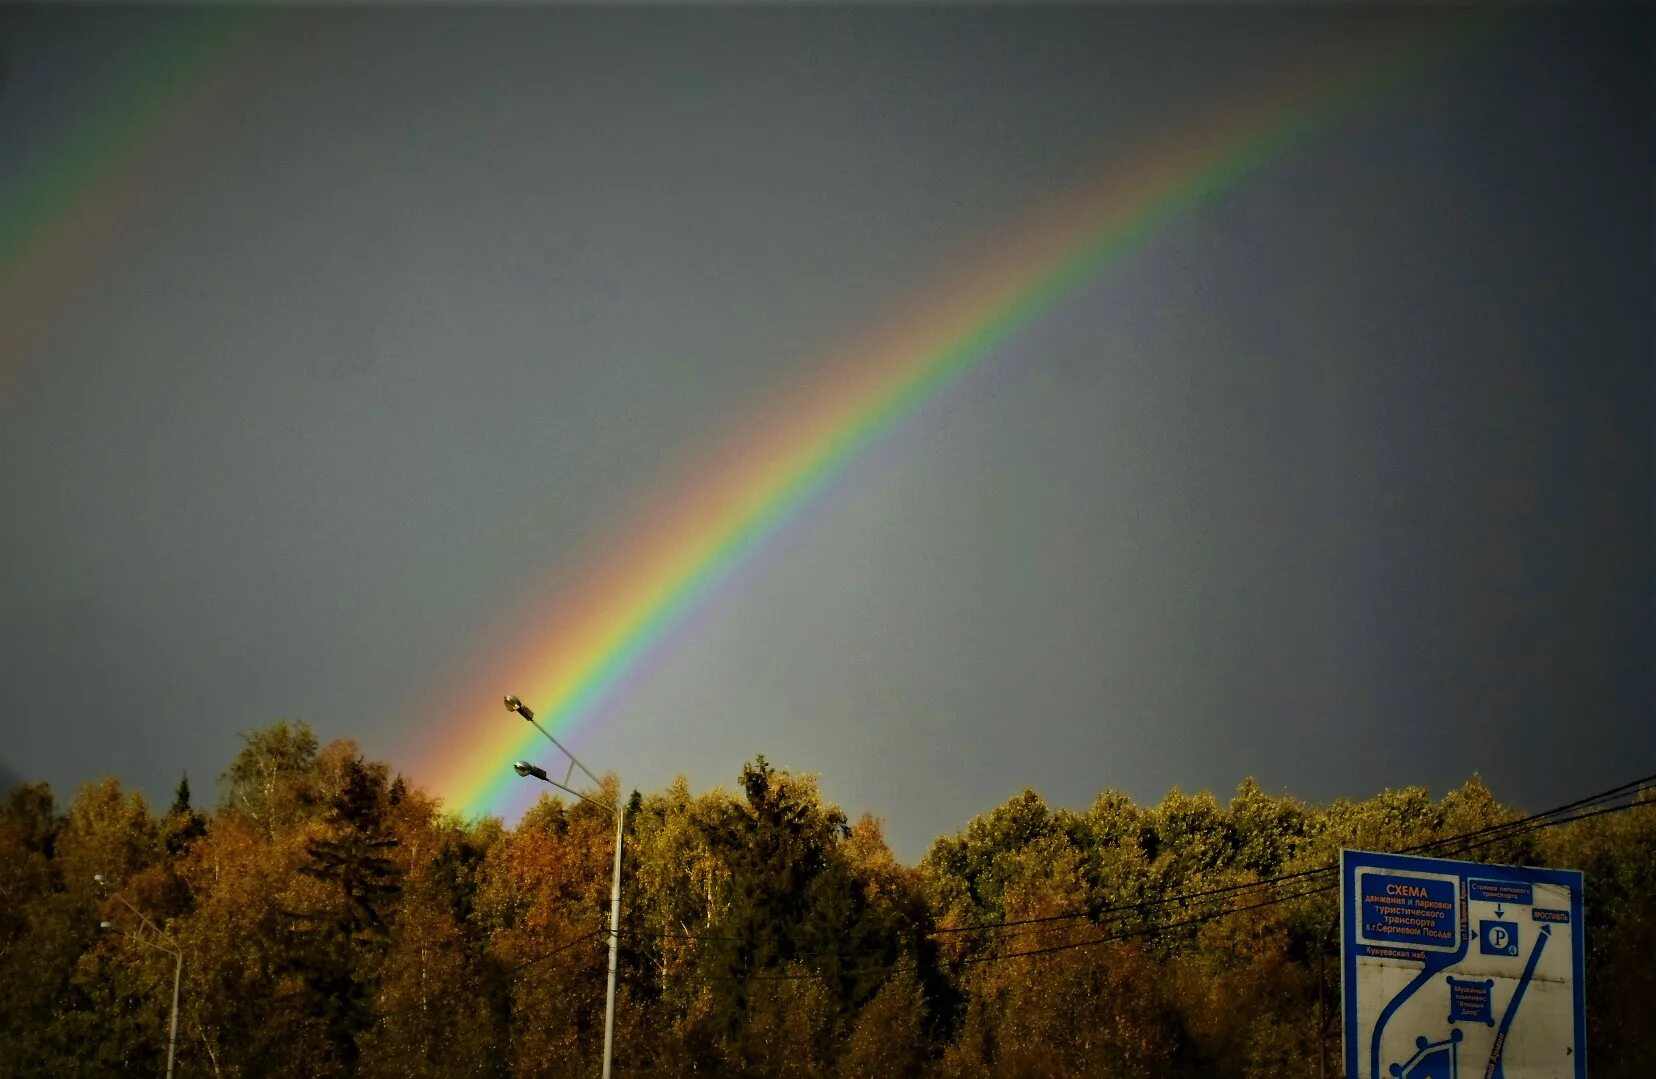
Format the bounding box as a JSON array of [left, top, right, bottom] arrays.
[[506, 696, 624, 1079], [95, 876, 183, 1079]]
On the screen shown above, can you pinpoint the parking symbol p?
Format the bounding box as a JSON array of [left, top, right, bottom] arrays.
[[1480, 920, 1519, 957]]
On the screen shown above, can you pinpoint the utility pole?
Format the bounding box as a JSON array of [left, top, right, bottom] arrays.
[[505, 696, 624, 1079], [602, 800, 624, 1079], [167, 943, 182, 1079], [95, 875, 183, 1079], [1315, 923, 1334, 1079]]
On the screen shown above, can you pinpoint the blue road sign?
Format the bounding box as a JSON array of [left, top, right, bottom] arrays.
[[1341, 849, 1585, 1079]]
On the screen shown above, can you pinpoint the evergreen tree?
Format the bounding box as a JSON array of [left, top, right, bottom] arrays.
[[284, 755, 402, 1073], [163, 772, 206, 855]]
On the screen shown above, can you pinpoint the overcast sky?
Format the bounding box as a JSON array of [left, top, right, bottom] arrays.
[[1, 6, 1649, 859]]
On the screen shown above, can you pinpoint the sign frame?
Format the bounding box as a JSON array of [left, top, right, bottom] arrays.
[[1341, 848, 1586, 1079]]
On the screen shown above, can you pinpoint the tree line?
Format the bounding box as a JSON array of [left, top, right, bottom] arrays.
[[1, 721, 1651, 1076]]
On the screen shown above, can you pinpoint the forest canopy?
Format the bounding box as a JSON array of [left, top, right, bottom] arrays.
[[1, 721, 1651, 1077]]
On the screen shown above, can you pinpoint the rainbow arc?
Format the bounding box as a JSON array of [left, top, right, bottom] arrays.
[[413, 17, 1492, 820]]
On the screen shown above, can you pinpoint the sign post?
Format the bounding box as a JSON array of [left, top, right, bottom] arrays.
[[1341, 849, 1585, 1079]]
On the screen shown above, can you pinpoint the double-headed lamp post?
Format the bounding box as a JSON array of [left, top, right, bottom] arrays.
[[504, 695, 624, 1079], [93, 874, 182, 1079]]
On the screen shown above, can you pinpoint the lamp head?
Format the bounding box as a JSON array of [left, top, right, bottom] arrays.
[[504, 695, 534, 721], [513, 760, 549, 782]]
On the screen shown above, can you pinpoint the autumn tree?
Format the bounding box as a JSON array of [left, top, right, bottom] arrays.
[[0, 783, 64, 1069], [1541, 786, 1656, 1079]]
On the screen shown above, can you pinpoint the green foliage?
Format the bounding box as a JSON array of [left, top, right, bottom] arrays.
[[0, 725, 1651, 1077], [220, 719, 323, 832]]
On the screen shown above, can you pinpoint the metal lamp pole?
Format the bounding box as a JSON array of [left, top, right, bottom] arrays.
[[94, 875, 183, 1079], [602, 789, 624, 1076], [505, 696, 624, 1079]]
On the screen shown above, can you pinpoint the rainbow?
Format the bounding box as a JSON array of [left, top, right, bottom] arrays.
[[0, 10, 264, 390], [410, 15, 1500, 820]]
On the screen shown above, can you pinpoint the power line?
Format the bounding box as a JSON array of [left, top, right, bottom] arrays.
[[926, 771, 1656, 937], [1435, 796, 1653, 860], [710, 957, 916, 983], [451, 776, 1652, 999], [363, 929, 610, 1071], [949, 792, 1656, 968], [349, 785, 1656, 1076], [370, 928, 605, 1026], [959, 879, 1339, 966], [633, 782, 1655, 980], [1397, 771, 1656, 859]]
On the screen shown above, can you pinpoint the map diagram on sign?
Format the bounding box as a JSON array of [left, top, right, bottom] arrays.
[[1341, 849, 1585, 1079]]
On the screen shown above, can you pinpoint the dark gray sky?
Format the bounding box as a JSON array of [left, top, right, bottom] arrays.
[[1, 6, 1649, 859]]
